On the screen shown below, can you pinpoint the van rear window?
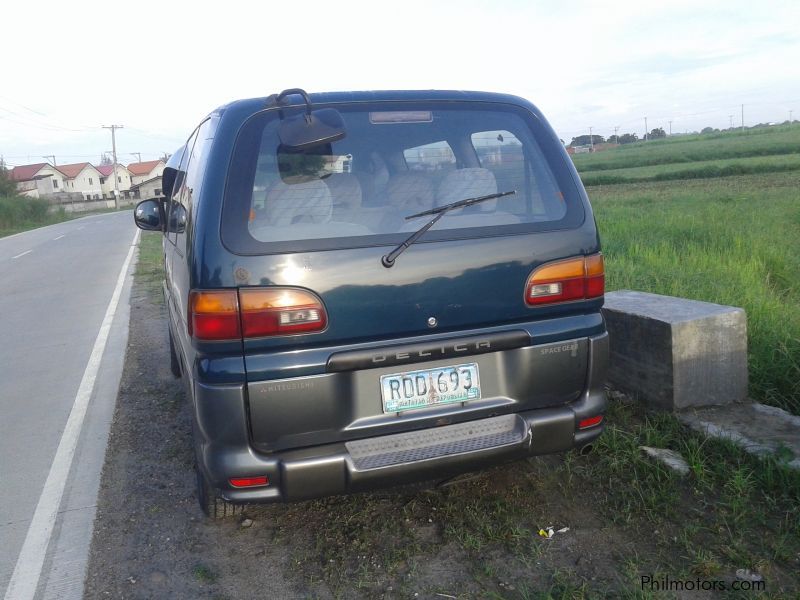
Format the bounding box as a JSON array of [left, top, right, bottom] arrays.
[[222, 101, 584, 254]]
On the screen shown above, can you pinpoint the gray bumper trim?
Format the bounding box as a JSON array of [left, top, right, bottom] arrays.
[[346, 414, 527, 470]]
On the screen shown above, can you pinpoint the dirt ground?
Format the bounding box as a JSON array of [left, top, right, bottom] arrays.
[[84, 257, 792, 599]]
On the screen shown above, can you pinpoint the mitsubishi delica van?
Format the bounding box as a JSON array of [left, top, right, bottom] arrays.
[[133, 89, 609, 518]]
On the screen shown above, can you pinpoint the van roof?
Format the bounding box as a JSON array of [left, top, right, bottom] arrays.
[[214, 90, 538, 116]]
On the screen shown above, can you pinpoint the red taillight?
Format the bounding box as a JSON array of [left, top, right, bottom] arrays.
[[189, 287, 327, 341], [525, 253, 605, 306], [239, 288, 327, 338], [189, 290, 241, 341], [578, 415, 604, 429], [229, 476, 269, 488]]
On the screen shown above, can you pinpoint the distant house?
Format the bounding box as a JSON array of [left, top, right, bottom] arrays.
[[56, 162, 104, 200], [9, 163, 68, 198], [128, 160, 165, 186], [96, 164, 133, 199], [130, 175, 163, 200]]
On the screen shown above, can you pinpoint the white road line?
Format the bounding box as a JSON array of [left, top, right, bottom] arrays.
[[53, 235, 65, 241], [12, 250, 32, 259], [3, 229, 140, 600]]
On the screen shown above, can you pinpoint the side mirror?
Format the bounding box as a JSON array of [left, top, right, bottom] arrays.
[[162, 166, 177, 200], [163, 143, 188, 200], [133, 199, 164, 231]]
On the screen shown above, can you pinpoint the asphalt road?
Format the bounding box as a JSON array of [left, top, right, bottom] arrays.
[[0, 212, 138, 600]]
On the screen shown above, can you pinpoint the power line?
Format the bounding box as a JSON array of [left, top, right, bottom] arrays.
[[0, 102, 94, 132], [0, 112, 88, 133], [0, 95, 48, 117]]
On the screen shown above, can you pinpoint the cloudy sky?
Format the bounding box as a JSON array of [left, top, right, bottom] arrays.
[[1, 0, 798, 166]]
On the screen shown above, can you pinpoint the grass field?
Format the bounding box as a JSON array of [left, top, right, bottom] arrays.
[[574, 127, 800, 416], [0, 195, 67, 237], [572, 125, 800, 172], [580, 153, 800, 185]]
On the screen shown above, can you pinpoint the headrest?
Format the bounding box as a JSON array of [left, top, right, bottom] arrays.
[[386, 173, 435, 213], [437, 168, 499, 212], [265, 179, 332, 226], [325, 173, 362, 209]]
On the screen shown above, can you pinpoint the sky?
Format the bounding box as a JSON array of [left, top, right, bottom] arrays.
[[1, 0, 799, 167]]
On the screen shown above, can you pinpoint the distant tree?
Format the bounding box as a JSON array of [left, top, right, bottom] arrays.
[[700, 127, 716, 134], [607, 134, 620, 144], [618, 133, 638, 144], [0, 167, 17, 197], [569, 134, 605, 147], [649, 127, 667, 139], [100, 153, 113, 165]]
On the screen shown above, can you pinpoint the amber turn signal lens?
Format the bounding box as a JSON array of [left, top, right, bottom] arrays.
[[525, 253, 604, 306], [189, 290, 241, 340]]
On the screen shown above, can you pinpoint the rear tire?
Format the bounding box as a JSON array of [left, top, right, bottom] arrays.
[[168, 327, 182, 378]]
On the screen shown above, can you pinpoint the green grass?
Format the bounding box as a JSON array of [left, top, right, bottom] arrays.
[[136, 232, 165, 304], [0, 194, 126, 237], [0, 195, 67, 236], [585, 398, 800, 593], [579, 153, 800, 185], [591, 172, 800, 414], [572, 125, 800, 172], [192, 563, 218, 584]]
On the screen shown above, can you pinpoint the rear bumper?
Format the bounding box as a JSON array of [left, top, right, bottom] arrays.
[[192, 332, 608, 503]]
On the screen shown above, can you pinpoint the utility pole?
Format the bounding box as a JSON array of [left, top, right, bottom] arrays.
[[668, 121, 672, 136], [644, 116, 648, 141], [728, 115, 734, 129], [790, 110, 793, 124], [42, 155, 56, 166], [103, 125, 123, 210], [613, 125, 619, 143], [130, 152, 142, 163], [741, 104, 744, 133], [589, 126, 594, 151]]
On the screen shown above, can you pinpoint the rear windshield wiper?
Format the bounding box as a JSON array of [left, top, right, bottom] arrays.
[[381, 190, 516, 268]]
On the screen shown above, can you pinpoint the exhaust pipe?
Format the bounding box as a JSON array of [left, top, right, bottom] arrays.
[[579, 443, 594, 456]]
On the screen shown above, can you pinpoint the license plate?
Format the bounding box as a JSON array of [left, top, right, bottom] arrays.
[[380, 363, 481, 413]]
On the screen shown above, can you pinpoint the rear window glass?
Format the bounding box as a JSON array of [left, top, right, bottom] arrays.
[[223, 101, 584, 253]]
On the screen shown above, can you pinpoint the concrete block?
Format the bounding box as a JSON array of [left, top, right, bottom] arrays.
[[602, 290, 747, 411]]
